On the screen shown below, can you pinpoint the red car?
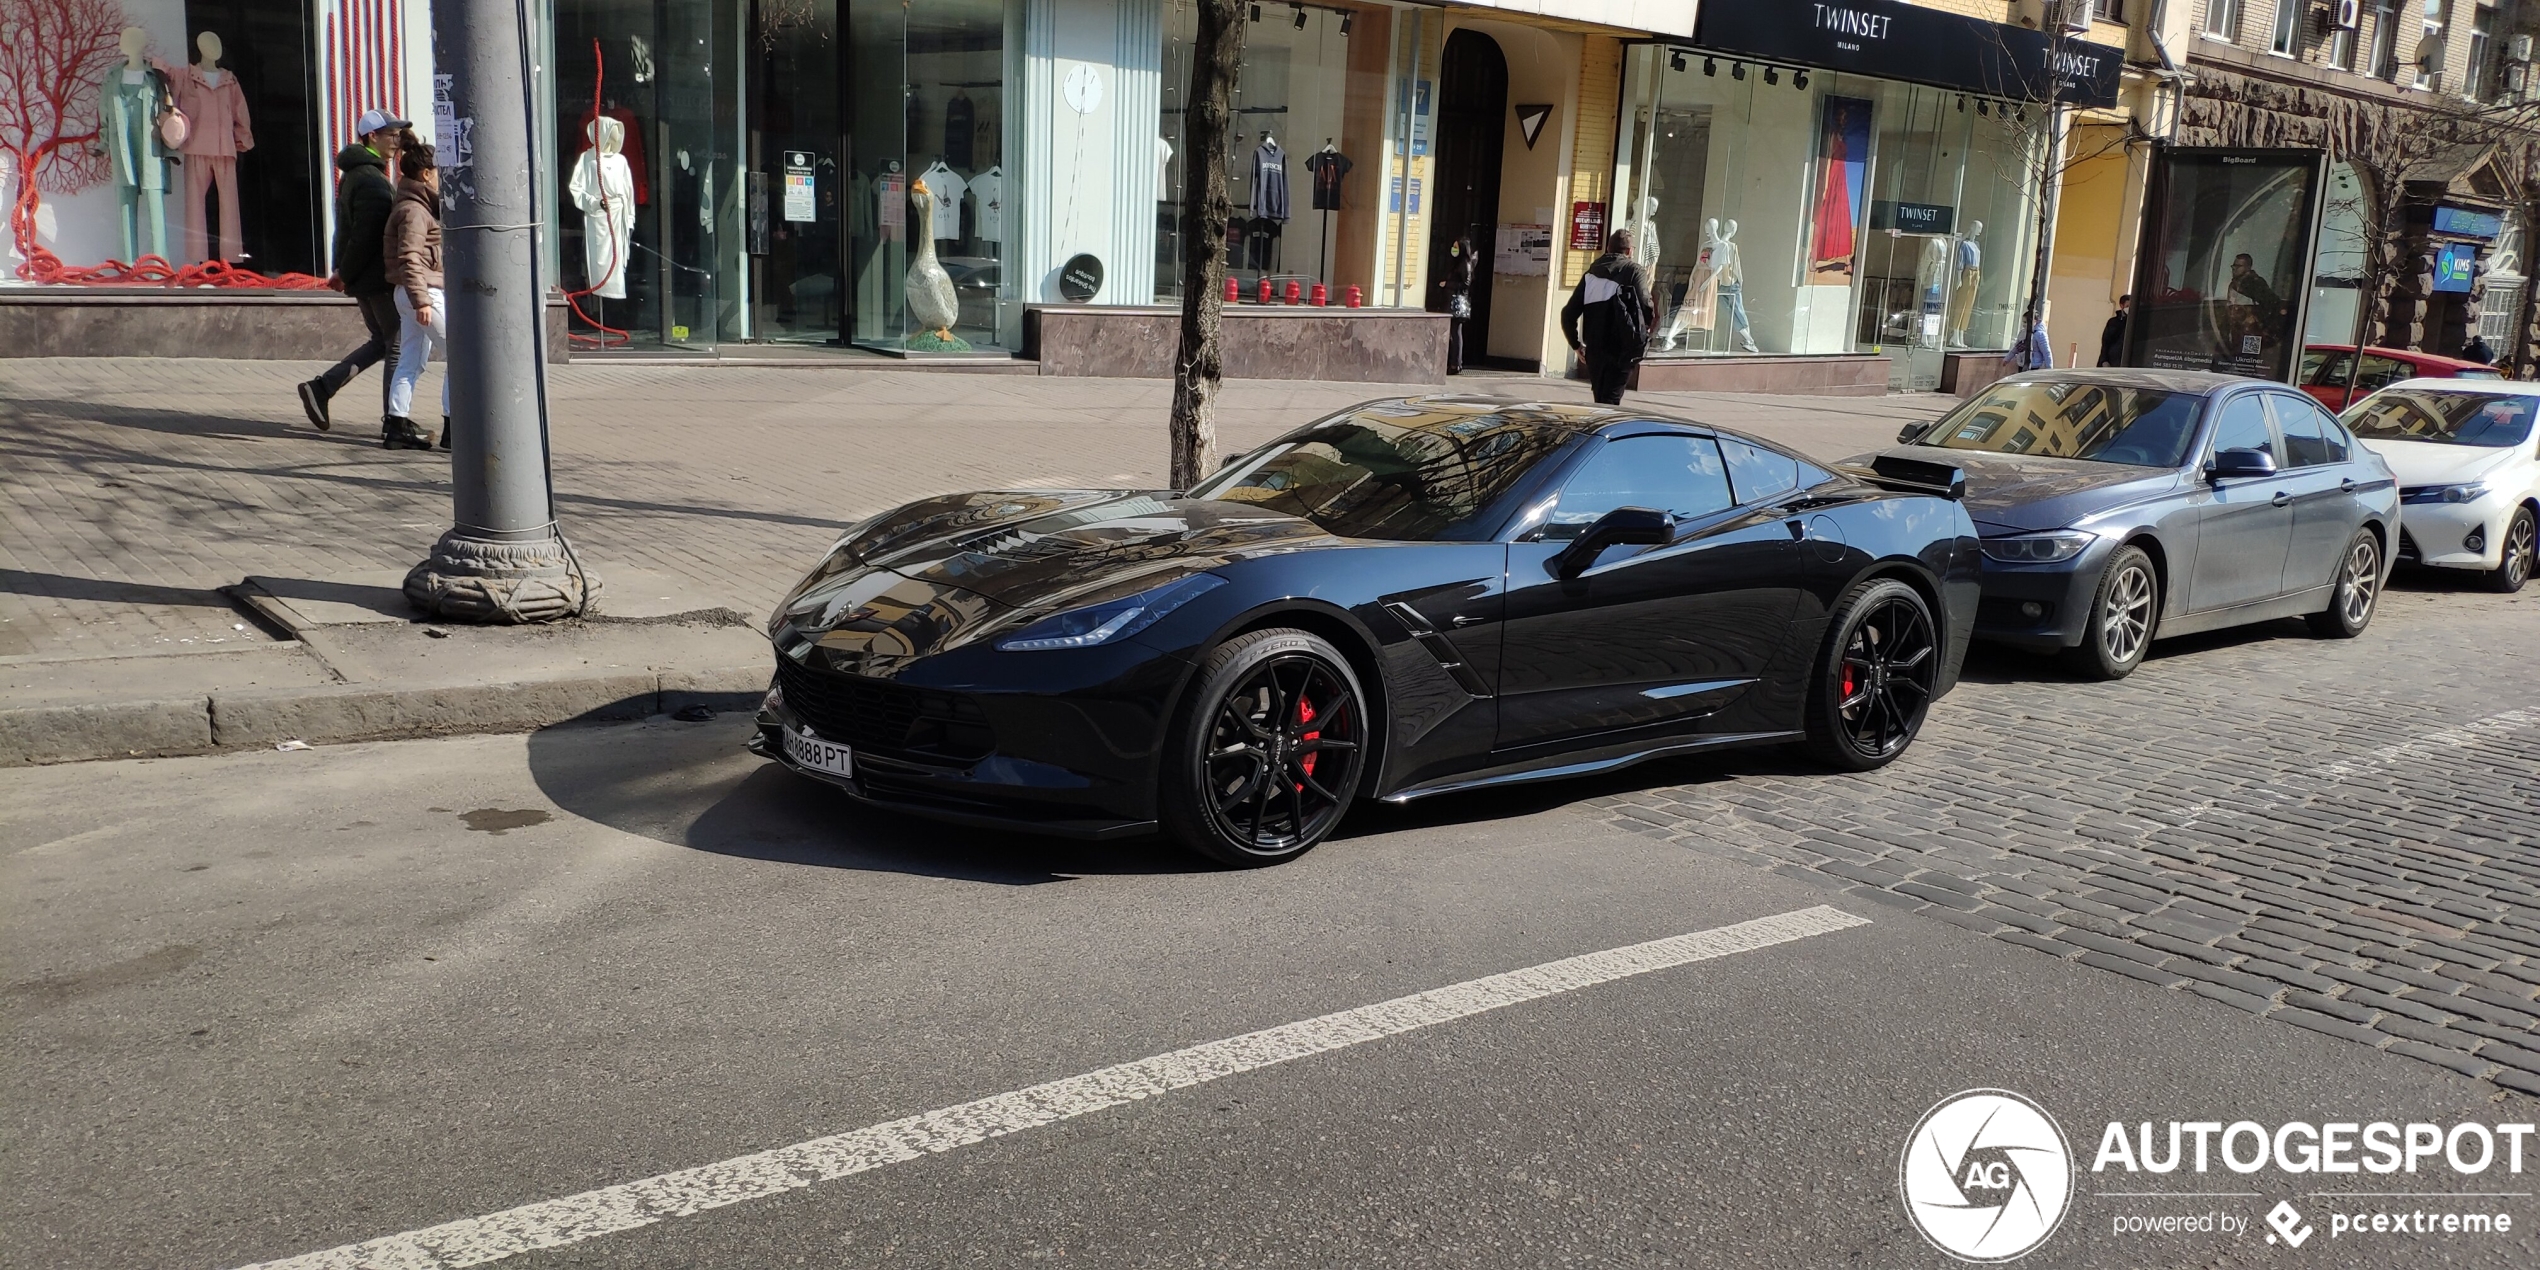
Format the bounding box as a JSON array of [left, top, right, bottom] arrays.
[[2298, 344, 2502, 410]]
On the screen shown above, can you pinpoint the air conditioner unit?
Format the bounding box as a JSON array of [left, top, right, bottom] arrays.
[[2511, 33, 2535, 62], [2328, 0, 2360, 32]]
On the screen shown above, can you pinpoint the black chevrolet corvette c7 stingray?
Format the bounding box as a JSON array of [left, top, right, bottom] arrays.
[[753, 396, 1982, 865]]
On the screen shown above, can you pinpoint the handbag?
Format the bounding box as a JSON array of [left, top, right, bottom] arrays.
[[1448, 292, 1472, 321], [151, 69, 190, 150]]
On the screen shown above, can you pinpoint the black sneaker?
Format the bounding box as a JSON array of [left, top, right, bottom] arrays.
[[297, 380, 333, 431], [382, 417, 433, 450], [439, 417, 452, 450]]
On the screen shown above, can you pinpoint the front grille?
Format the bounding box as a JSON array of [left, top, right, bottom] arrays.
[[775, 659, 994, 763], [2398, 528, 2422, 564]]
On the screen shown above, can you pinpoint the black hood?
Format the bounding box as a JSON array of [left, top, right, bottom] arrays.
[[773, 491, 1339, 672], [334, 143, 387, 175], [1868, 448, 2183, 533]]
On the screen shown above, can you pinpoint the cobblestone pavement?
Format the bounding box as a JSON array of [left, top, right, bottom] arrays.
[[1580, 580, 2540, 1095], [0, 358, 1936, 660]]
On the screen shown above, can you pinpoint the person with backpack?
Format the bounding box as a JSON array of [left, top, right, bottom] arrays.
[[296, 110, 408, 432], [381, 142, 445, 452], [1561, 229, 1653, 406]]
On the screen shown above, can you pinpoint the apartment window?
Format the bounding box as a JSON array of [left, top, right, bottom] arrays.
[[2331, 10, 2360, 67], [2206, 0, 2242, 40], [2419, 0, 2450, 90], [2272, 0, 2302, 54], [2093, 0, 2124, 20], [2369, 0, 2402, 74], [2466, 5, 2495, 97]]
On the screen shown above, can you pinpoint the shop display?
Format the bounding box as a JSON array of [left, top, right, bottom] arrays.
[[967, 165, 1004, 244], [99, 26, 176, 263], [1250, 133, 1290, 223], [1305, 144, 1349, 211], [1948, 221, 1983, 347], [156, 32, 254, 264], [904, 176, 967, 350], [569, 116, 635, 299], [917, 160, 964, 240]]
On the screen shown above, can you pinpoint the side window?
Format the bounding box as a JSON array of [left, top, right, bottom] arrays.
[[1544, 435, 1734, 540], [1718, 436, 1801, 504], [2269, 393, 2345, 467], [2302, 350, 2350, 386], [2357, 355, 2409, 391], [2208, 394, 2280, 464]]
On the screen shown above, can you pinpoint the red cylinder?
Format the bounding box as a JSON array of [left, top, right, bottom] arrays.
[[1284, 280, 1302, 305], [1258, 278, 1274, 305], [1345, 285, 1363, 308], [1224, 275, 1241, 303], [1311, 283, 1327, 306]]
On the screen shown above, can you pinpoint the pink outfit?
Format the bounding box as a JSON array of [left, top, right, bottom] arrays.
[[154, 60, 255, 262]]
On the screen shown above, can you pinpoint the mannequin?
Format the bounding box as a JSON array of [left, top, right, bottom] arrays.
[[1249, 130, 1288, 272], [1674, 218, 1757, 353], [99, 26, 174, 261], [1948, 220, 1985, 347], [155, 31, 254, 263], [1631, 195, 1664, 346], [568, 117, 636, 300], [1916, 233, 1950, 347]]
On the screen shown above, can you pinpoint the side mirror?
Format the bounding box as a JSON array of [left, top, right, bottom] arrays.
[[2207, 447, 2278, 482], [1897, 420, 1934, 445], [1552, 506, 1676, 578]]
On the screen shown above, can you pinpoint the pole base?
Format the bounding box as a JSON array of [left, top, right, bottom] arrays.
[[404, 529, 599, 624]]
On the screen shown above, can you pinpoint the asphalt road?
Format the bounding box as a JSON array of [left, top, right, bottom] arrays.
[[7, 622, 2537, 1269]]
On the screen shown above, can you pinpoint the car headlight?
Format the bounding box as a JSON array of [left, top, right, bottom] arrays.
[[1979, 531, 2095, 564], [996, 574, 1227, 652], [2402, 482, 2491, 505]]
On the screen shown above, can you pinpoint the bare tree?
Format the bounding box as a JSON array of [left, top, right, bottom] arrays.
[[1168, 0, 1245, 490]]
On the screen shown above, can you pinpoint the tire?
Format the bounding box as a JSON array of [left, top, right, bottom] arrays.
[[1799, 578, 1941, 773], [1159, 628, 1370, 867], [2486, 506, 2535, 594], [2306, 529, 2384, 638], [2058, 544, 2159, 682]]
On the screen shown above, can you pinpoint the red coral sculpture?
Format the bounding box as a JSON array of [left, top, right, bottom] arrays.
[[0, 0, 122, 278]]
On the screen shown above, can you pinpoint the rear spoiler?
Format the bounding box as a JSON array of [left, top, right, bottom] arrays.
[[1858, 453, 1967, 501]]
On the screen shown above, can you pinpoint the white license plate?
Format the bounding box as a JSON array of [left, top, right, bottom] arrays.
[[783, 726, 853, 778]]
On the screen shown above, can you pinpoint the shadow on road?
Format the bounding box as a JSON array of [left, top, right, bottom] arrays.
[[523, 714, 1200, 884]]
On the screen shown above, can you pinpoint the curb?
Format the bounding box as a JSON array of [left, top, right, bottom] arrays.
[[1, 665, 769, 767]]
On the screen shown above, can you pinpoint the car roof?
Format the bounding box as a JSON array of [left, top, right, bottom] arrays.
[[2366, 376, 2540, 397], [1978, 368, 2261, 395], [1338, 395, 1735, 439]]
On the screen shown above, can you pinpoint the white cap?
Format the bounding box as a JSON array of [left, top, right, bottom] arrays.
[[354, 109, 411, 139]]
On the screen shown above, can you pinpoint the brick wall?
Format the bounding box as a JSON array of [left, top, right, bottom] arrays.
[[1562, 35, 1621, 288]]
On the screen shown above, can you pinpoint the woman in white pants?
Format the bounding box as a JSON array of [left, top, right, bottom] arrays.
[[382, 142, 445, 451]]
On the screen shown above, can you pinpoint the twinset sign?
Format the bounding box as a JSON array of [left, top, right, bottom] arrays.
[[1696, 0, 2123, 108]]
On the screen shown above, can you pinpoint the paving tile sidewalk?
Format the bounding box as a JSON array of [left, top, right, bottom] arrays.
[[0, 357, 1943, 663]]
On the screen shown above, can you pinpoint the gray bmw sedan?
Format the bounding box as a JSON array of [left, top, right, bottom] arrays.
[[1859, 370, 2400, 680]]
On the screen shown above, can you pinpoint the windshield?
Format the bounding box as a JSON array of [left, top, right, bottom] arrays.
[[1188, 411, 1575, 540], [1919, 381, 2202, 468], [2343, 390, 2537, 448]]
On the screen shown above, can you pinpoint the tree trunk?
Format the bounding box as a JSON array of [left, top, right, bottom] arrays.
[[1169, 0, 1246, 490]]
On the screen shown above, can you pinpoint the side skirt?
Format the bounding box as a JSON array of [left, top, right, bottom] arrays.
[[1378, 730, 1801, 804], [2157, 584, 2329, 639]]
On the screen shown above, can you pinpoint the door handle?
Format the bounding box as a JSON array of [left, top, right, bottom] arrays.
[[2340, 478, 2360, 493], [2271, 491, 2293, 508], [1449, 615, 1485, 627]]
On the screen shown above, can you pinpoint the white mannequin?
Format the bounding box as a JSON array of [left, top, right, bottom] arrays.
[[1949, 220, 1985, 347], [569, 117, 636, 299], [1678, 218, 1757, 353], [1917, 234, 1951, 347], [103, 26, 170, 261]]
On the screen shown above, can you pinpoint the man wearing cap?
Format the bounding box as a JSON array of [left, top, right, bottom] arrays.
[[296, 110, 410, 435]]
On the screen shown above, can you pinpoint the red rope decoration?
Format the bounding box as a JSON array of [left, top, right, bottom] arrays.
[[15, 243, 331, 288], [565, 37, 629, 349]]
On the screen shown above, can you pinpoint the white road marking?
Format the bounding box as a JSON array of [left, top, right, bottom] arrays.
[[236, 905, 1869, 1269]]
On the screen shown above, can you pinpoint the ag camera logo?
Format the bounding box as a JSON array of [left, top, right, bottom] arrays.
[[1901, 1089, 2075, 1262]]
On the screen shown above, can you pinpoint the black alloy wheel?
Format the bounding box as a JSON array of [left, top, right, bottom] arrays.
[[2061, 544, 2159, 682], [2487, 506, 2535, 594], [1161, 628, 1369, 866], [2306, 529, 2383, 638], [1801, 578, 1940, 772]]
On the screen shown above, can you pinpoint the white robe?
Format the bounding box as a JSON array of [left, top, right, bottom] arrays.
[[569, 147, 637, 299]]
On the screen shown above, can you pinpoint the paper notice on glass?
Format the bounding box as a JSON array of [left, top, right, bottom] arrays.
[[783, 152, 816, 223], [1494, 224, 1552, 275]]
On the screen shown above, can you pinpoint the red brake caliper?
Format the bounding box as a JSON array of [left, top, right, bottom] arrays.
[[1295, 696, 1319, 791], [1842, 665, 1856, 701]]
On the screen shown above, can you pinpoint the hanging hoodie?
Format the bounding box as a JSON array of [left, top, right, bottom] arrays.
[[1250, 137, 1289, 223]]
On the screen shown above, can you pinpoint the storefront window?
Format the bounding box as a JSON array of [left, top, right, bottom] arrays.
[[848, 0, 1010, 352], [752, 1, 844, 343], [1156, 1, 1431, 307], [1613, 46, 2048, 389]]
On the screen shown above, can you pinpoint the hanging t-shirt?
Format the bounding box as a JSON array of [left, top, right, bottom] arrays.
[[1250, 138, 1289, 223], [1305, 150, 1350, 211], [1157, 136, 1174, 198], [918, 161, 965, 240], [945, 93, 976, 169], [968, 166, 1005, 244]]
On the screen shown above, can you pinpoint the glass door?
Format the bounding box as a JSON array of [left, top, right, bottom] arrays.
[[750, 0, 844, 342], [847, 0, 1008, 353], [1852, 82, 1953, 392]]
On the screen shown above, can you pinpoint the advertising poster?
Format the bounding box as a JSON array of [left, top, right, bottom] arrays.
[[1494, 223, 1552, 275], [1808, 96, 1873, 283], [1569, 201, 1607, 252], [2125, 148, 2326, 382]]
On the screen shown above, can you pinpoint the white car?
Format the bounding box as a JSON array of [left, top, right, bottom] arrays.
[[2341, 377, 2540, 592]]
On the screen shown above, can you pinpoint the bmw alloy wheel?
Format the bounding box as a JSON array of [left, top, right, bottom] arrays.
[[2309, 530, 2382, 638], [2099, 561, 2154, 665]]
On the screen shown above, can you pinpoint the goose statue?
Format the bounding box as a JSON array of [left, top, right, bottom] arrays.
[[904, 178, 969, 351]]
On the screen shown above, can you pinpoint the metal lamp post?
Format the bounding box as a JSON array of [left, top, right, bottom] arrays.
[[404, 0, 597, 622]]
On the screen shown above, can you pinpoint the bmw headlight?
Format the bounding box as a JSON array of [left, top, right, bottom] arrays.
[[996, 574, 1227, 652], [1980, 531, 2095, 564], [2403, 482, 2492, 505]]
